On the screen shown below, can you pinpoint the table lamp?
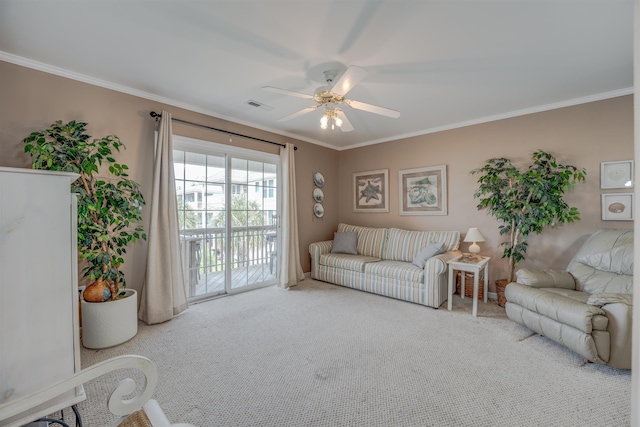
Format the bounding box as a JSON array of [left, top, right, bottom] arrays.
[[464, 228, 485, 254]]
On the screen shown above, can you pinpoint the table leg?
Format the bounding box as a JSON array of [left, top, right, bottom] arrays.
[[460, 272, 465, 300], [472, 272, 479, 317], [448, 267, 454, 311], [483, 265, 489, 304]]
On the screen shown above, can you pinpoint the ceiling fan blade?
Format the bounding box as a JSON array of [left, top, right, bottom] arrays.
[[331, 66, 368, 97], [336, 109, 354, 132], [277, 106, 318, 121], [346, 99, 401, 118], [262, 86, 314, 99]]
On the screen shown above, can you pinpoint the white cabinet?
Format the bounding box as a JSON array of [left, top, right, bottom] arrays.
[[0, 167, 85, 426]]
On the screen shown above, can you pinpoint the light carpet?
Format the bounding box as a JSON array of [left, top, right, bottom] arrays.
[[77, 279, 630, 426]]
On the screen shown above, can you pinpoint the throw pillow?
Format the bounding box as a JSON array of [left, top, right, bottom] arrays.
[[331, 232, 358, 255], [412, 241, 445, 268]]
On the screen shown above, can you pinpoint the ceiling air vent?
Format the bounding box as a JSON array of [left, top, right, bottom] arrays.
[[246, 99, 274, 112]]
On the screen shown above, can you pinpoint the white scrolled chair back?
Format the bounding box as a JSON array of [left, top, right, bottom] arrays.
[[0, 355, 197, 427]]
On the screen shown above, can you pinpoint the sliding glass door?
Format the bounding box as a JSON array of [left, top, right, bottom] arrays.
[[173, 136, 279, 302], [229, 158, 278, 291]]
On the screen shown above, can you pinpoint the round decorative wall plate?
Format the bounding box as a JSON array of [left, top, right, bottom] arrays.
[[313, 187, 324, 202], [313, 172, 325, 188], [313, 203, 324, 218]]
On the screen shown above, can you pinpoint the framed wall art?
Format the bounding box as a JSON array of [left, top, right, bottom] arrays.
[[600, 160, 633, 189], [399, 165, 447, 215], [353, 169, 389, 212], [602, 193, 634, 221]]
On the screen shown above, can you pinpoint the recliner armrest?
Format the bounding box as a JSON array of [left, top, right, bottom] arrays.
[[505, 283, 605, 333], [595, 298, 633, 369], [587, 293, 632, 307]]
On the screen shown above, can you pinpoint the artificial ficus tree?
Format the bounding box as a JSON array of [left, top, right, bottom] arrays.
[[471, 150, 586, 282], [23, 120, 146, 301]]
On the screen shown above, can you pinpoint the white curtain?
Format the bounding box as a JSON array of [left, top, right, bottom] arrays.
[[139, 110, 188, 324], [278, 143, 304, 289]]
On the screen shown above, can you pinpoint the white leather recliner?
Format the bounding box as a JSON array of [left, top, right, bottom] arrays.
[[505, 229, 633, 369]]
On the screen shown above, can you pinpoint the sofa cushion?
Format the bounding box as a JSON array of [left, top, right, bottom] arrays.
[[412, 242, 445, 269], [338, 223, 387, 258], [363, 260, 424, 282], [567, 229, 633, 294], [539, 289, 609, 331], [319, 254, 381, 272], [505, 283, 605, 334], [572, 229, 633, 276], [383, 228, 459, 262], [331, 232, 358, 255], [516, 268, 575, 289], [570, 263, 633, 295], [542, 288, 590, 303]]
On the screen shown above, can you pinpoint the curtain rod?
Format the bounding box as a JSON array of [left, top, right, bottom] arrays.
[[149, 111, 296, 150]]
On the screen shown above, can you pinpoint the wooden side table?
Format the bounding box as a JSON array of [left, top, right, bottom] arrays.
[[447, 255, 490, 317]]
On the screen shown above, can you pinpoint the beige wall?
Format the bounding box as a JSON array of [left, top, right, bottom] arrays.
[[338, 95, 634, 289], [0, 60, 339, 289], [1, 60, 633, 293]]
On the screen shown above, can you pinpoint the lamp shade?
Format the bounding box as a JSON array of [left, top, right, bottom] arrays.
[[463, 228, 485, 243], [464, 227, 485, 254]]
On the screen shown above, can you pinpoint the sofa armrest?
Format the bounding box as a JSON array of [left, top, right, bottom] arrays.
[[505, 283, 605, 333], [516, 268, 576, 290], [425, 250, 462, 276], [309, 240, 333, 279]]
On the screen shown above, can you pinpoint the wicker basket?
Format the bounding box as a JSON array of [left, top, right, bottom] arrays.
[[495, 279, 509, 307], [456, 271, 484, 300]]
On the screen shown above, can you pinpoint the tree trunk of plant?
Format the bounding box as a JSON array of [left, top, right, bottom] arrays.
[[508, 257, 516, 283], [110, 278, 119, 300], [508, 220, 517, 283]]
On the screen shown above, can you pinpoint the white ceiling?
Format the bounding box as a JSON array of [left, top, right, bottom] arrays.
[[0, 0, 634, 151]]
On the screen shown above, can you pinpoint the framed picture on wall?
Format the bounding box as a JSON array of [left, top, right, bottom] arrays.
[[398, 165, 447, 215], [602, 193, 634, 221], [600, 160, 633, 189], [353, 169, 389, 212]]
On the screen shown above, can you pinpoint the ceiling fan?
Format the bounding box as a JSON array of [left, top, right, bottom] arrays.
[[262, 66, 400, 132]]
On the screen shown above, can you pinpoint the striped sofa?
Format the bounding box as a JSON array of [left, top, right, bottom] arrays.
[[309, 224, 461, 308]]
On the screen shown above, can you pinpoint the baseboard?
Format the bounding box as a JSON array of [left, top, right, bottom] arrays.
[[304, 272, 311, 279]]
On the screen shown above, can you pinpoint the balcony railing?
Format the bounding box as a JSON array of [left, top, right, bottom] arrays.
[[179, 225, 277, 298]]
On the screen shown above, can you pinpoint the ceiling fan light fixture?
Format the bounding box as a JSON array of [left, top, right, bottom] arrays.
[[320, 108, 343, 130], [265, 65, 399, 132], [320, 114, 328, 130]]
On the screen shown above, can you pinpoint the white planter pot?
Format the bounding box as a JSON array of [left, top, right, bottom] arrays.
[[81, 288, 138, 349]]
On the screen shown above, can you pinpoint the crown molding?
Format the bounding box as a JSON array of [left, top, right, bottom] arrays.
[[0, 51, 330, 148], [2, 51, 632, 153], [339, 87, 634, 151]]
